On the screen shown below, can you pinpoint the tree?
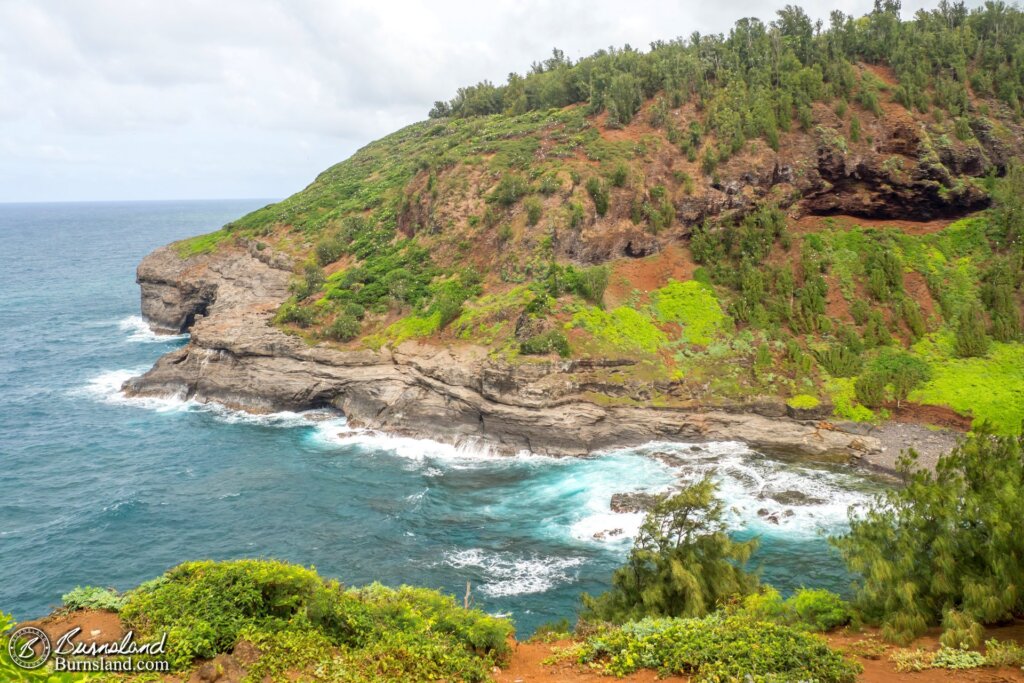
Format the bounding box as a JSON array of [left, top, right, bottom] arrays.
[[854, 371, 886, 408], [990, 162, 1024, 248], [832, 430, 1024, 647], [954, 303, 990, 358], [582, 478, 758, 622]]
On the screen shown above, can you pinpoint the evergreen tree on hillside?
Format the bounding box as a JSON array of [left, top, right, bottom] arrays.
[[955, 303, 991, 358]]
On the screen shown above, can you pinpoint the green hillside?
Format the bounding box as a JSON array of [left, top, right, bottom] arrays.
[[178, 1, 1024, 432]]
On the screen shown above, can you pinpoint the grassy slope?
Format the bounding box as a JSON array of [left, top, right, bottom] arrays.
[[172, 70, 1024, 433]]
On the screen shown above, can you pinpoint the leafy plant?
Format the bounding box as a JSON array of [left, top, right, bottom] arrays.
[[577, 613, 860, 682], [61, 586, 126, 612], [520, 330, 570, 357]]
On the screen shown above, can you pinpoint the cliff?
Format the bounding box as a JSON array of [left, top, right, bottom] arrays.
[[122, 8, 1024, 462], [125, 240, 881, 459]]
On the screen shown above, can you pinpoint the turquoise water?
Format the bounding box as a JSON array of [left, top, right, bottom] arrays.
[[0, 200, 883, 634]]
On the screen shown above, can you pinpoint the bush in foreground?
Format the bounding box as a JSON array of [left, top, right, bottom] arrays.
[[736, 586, 852, 633], [578, 613, 861, 682], [118, 559, 512, 680], [832, 430, 1024, 647]]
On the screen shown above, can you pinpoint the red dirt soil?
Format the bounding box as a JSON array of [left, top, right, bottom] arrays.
[[19, 611, 1024, 682], [605, 244, 697, 306]]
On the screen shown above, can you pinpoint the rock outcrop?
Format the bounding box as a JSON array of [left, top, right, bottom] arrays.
[[124, 243, 882, 461]]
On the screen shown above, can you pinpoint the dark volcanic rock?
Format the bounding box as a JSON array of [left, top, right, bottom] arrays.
[[124, 244, 883, 459], [610, 492, 665, 514]]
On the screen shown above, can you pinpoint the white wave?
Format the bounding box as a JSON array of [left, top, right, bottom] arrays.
[[445, 548, 585, 597], [118, 315, 188, 343], [309, 422, 557, 468], [73, 368, 345, 429], [74, 367, 190, 412], [592, 441, 878, 539]]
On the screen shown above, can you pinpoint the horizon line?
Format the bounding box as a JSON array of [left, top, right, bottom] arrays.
[[0, 197, 279, 206]]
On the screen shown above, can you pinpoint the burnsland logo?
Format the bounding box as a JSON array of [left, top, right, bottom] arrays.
[[8, 627, 50, 669], [7, 625, 170, 673]]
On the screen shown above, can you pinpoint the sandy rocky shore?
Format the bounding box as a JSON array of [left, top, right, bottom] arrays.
[[123, 240, 962, 477]]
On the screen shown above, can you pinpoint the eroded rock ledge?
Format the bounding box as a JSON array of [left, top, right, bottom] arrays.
[[124, 243, 883, 462]]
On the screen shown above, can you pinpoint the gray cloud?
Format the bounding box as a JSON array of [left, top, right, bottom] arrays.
[[0, 0, 985, 202]]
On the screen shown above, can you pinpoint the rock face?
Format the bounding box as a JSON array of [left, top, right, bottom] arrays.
[[124, 243, 882, 461]]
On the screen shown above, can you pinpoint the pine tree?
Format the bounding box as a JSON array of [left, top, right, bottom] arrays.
[[954, 303, 990, 358], [582, 479, 758, 622], [832, 430, 1024, 647]]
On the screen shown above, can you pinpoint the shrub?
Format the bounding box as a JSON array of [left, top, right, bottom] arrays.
[[567, 201, 585, 229], [955, 303, 991, 358], [520, 330, 571, 357], [985, 638, 1024, 667], [900, 298, 927, 339], [524, 197, 543, 226], [489, 174, 530, 206], [578, 614, 860, 682], [737, 587, 851, 632], [538, 173, 561, 195], [832, 431, 1024, 647], [275, 302, 318, 327], [789, 588, 852, 632], [290, 260, 326, 300], [854, 371, 887, 408], [814, 345, 863, 377], [585, 177, 609, 216], [582, 479, 758, 622], [868, 350, 931, 407], [610, 163, 629, 187], [326, 314, 361, 342], [61, 585, 126, 612], [314, 233, 346, 266], [786, 394, 821, 410], [563, 265, 609, 306], [119, 560, 513, 674]]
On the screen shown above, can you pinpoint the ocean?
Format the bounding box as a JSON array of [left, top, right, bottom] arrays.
[[0, 200, 884, 634]]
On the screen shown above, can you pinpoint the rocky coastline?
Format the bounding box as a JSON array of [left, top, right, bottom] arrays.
[[122, 241, 962, 472]]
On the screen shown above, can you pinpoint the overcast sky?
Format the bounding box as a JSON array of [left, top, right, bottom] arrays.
[[0, 0, 984, 203]]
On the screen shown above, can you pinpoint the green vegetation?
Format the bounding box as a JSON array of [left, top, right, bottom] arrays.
[[737, 587, 852, 633], [910, 339, 1024, 433], [61, 586, 126, 612], [650, 281, 726, 345], [582, 479, 757, 622], [577, 614, 860, 682], [832, 431, 1024, 647], [571, 306, 667, 355], [118, 559, 512, 680], [786, 394, 820, 410], [520, 330, 570, 357], [175, 229, 231, 258], [159, 0, 1022, 435]]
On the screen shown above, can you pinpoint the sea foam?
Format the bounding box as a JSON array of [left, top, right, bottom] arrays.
[[444, 548, 585, 597], [118, 315, 189, 344]]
